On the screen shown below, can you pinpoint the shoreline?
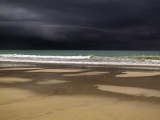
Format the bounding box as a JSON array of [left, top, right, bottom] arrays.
[[1, 61, 160, 70]]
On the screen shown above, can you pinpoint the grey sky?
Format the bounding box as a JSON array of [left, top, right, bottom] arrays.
[[0, 0, 160, 49]]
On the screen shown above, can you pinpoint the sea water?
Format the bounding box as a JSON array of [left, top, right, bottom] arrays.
[[0, 50, 160, 66]]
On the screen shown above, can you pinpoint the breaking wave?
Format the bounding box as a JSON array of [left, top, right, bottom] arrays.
[[0, 54, 160, 66]]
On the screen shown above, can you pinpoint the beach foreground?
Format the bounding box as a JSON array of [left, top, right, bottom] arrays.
[[0, 64, 160, 120]]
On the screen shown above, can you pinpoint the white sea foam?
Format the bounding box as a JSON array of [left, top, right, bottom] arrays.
[[0, 54, 160, 67], [0, 54, 91, 59]]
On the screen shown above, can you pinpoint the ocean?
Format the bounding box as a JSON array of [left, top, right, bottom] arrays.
[[0, 50, 160, 66]]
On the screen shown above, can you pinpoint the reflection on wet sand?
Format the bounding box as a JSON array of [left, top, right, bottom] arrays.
[[63, 71, 108, 76], [116, 71, 160, 77], [95, 85, 160, 97], [0, 67, 41, 71], [25, 69, 85, 73], [0, 77, 32, 83], [36, 79, 69, 85]]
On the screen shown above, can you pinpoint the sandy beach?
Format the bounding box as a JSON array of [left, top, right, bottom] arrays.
[[0, 63, 160, 120]]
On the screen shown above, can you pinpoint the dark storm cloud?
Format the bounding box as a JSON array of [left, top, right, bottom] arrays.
[[0, 0, 160, 50]]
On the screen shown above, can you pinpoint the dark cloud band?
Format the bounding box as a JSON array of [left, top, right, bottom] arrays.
[[0, 0, 160, 50]]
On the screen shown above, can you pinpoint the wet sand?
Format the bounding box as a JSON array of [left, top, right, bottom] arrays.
[[0, 64, 160, 120]]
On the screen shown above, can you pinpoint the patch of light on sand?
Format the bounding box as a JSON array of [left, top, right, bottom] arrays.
[[63, 71, 108, 76], [116, 71, 160, 77], [95, 85, 160, 98], [36, 79, 69, 85], [0, 77, 32, 83], [0, 67, 41, 71], [25, 69, 85, 73]]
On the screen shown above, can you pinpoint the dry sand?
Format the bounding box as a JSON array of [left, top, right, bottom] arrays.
[[0, 65, 160, 120], [0, 88, 160, 120]]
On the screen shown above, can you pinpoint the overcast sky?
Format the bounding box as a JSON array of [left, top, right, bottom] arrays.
[[0, 0, 160, 50]]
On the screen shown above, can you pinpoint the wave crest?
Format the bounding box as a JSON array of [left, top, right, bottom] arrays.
[[0, 54, 160, 66]]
